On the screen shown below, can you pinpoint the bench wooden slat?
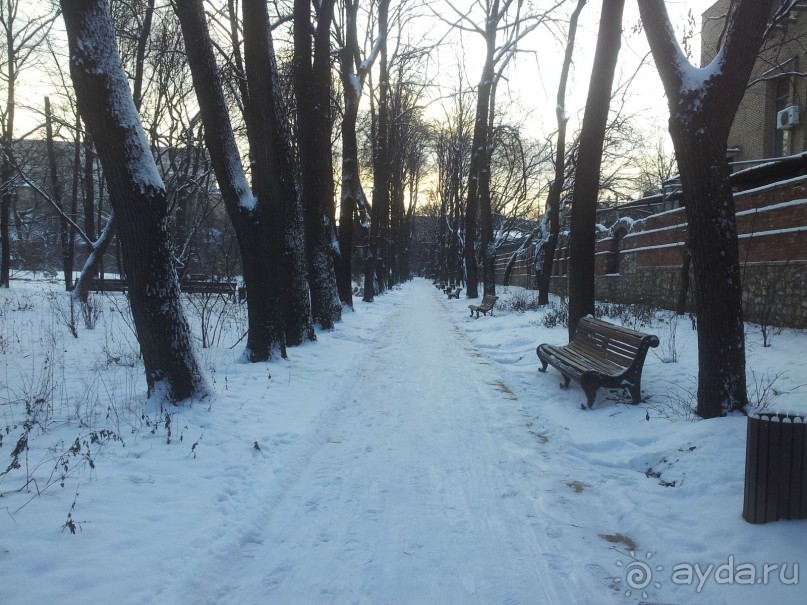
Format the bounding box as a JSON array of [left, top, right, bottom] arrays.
[[536, 316, 659, 409], [577, 323, 645, 350], [574, 328, 643, 367], [565, 343, 626, 374], [546, 347, 619, 377], [78, 277, 237, 297], [574, 340, 637, 369]]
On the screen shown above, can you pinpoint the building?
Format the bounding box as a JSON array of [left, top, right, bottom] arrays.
[[703, 1, 807, 163]]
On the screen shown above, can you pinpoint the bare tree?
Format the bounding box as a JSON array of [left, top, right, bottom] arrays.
[[363, 0, 391, 302], [44, 96, 75, 290], [536, 1, 586, 304], [61, 0, 206, 402], [0, 1, 59, 287], [639, 0, 776, 418], [334, 0, 382, 306], [432, 87, 473, 286], [242, 0, 316, 350], [442, 0, 560, 298], [633, 130, 677, 196], [294, 0, 341, 326], [567, 0, 624, 340], [174, 0, 314, 360]]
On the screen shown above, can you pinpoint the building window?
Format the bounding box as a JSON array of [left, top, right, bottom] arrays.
[[773, 77, 791, 157]]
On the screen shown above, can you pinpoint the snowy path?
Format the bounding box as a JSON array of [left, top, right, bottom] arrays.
[[181, 282, 619, 604], [6, 278, 806, 605]]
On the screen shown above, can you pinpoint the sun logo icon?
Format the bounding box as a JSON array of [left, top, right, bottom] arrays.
[[615, 550, 663, 598]]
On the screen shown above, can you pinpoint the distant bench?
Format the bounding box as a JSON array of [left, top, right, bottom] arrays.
[[536, 316, 659, 409], [468, 294, 498, 318], [445, 286, 462, 299], [80, 277, 237, 298]]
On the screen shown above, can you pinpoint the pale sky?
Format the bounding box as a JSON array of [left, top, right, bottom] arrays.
[[11, 1, 720, 152]]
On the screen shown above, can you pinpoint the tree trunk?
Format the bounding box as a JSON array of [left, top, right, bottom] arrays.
[[176, 0, 314, 359], [131, 0, 155, 112], [62, 0, 206, 402], [69, 113, 81, 289], [364, 2, 391, 302], [567, 0, 624, 340], [72, 212, 117, 304], [463, 34, 495, 299], [45, 97, 74, 290], [1, 38, 14, 288], [337, 82, 359, 306], [336, 0, 374, 307], [640, 0, 773, 417], [538, 0, 586, 305], [83, 130, 96, 245], [294, 0, 341, 327], [672, 122, 748, 417], [1, 147, 12, 287], [242, 0, 315, 349]]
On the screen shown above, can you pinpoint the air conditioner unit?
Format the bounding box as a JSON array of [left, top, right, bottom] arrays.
[[777, 105, 800, 129]]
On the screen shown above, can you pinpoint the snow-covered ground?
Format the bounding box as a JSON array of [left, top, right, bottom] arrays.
[[1, 277, 805, 604]]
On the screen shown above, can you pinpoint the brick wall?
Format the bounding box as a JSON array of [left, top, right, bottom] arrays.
[[495, 177, 807, 328]]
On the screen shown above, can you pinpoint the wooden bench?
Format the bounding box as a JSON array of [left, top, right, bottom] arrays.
[[446, 287, 462, 299], [82, 277, 237, 298], [536, 316, 659, 409], [468, 294, 498, 318], [182, 278, 237, 297]]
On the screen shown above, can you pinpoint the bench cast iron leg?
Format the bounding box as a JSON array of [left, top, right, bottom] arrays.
[[580, 374, 599, 409], [560, 374, 571, 389], [627, 381, 642, 404]]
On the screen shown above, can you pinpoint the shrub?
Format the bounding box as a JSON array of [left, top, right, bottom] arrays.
[[500, 290, 541, 314], [542, 301, 569, 328]]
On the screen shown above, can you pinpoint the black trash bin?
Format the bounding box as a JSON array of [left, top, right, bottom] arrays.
[[743, 412, 807, 524]]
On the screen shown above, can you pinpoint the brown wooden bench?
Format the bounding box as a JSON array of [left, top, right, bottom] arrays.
[[446, 286, 462, 299], [468, 294, 498, 318], [536, 316, 659, 409], [82, 277, 237, 298]]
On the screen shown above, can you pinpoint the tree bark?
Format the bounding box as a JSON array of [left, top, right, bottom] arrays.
[[567, 0, 624, 340], [294, 0, 341, 326], [336, 0, 375, 307], [640, 0, 773, 417], [364, 1, 391, 302], [131, 0, 155, 112], [62, 0, 206, 402], [72, 211, 117, 304], [242, 0, 315, 349]]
